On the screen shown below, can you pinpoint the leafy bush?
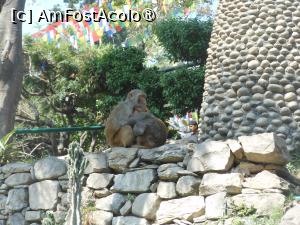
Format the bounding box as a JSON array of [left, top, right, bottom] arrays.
[[154, 18, 213, 63], [160, 67, 205, 115]]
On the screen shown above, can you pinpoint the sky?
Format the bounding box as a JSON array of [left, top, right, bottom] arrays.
[[23, 0, 219, 35]]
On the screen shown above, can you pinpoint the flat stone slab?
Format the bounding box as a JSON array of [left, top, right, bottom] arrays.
[[112, 216, 150, 225], [32, 157, 67, 180], [86, 173, 114, 189], [112, 169, 156, 193], [238, 133, 290, 165], [5, 173, 33, 187], [156, 196, 205, 224], [84, 152, 109, 174], [108, 148, 138, 172], [1, 162, 31, 174]]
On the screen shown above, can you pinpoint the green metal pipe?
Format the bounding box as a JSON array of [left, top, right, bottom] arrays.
[[15, 125, 104, 134]]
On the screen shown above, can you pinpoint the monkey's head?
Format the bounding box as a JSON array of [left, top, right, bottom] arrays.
[[127, 89, 147, 106]]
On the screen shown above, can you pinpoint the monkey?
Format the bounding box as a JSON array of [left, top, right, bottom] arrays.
[[104, 89, 147, 147], [128, 104, 168, 148]]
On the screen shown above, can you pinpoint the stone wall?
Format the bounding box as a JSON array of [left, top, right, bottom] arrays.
[[199, 0, 300, 151], [0, 132, 299, 225]]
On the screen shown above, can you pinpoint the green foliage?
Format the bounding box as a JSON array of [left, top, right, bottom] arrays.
[[155, 18, 213, 63], [160, 67, 205, 115], [42, 211, 59, 225], [232, 204, 257, 217]]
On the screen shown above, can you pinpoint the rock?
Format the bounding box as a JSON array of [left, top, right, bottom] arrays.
[[120, 201, 132, 216], [94, 189, 111, 198], [228, 193, 285, 216], [132, 193, 161, 220], [6, 188, 28, 211], [108, 148, 138, 172], [139, 145, 186, 164], [112, 216, 150, 225], [1, 162, 31, 175], [0, 195, 7, 209], [157, 182, 177, 199], [86, 173, 114, 189], [156, 196, 205, 224], [236, 162, 264, 174], [280, 204, 300, 225], [199, 173, 243, 196], [54, 210, 67, 224], [29, 180, 60, 210], [187, 141, 234, 173], [176, 176, 201, 196], [7, 213, 25, 225], [157, 164, 183, 181], [84, 152, 109, 174], [25, 211, 43, 222], [95, 193, 126, 214], [112, 169, 156, 193], [86, 210, 113, 225], [226, 139, 244, 160], [5, 173, 33, 187], [205, 192, 226, 219], [243, 170, 290, 190], [238, 133, 290, 165], [32, 157, 67, 180]]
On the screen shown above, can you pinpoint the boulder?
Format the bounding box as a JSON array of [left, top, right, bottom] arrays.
[[187, 141, 234, 173], [205, 192, 226, 219], [25, 211, 43, 222], [280, 205, 300, 225], [95, 193, 126, 214], [1, 162, 31, 175], [176, 176, 201, 196], [243, 170, 290, 191], [86, 210, 113, 225], [108, 147, 138, 172], [139, 145, 186, 164], [228, 193, 285, 216], [0, 195, 7, 210], [226, 139, 244, 160], [5, 173, 33, 187], [112, 169, 156, 193], [157, 164, 184, 181], [7, 213, 25, 225], [29, 180, 60, 210], [156, 196, 205, 224], [84, 152, 109, 174], [32, 157, 67, 180], [199, 173, 243, 196], [6, 188, 28, 211], [238, 133, 290, 165], [132, 193, 161, 220], [236, 162, 264, 174], [112, 216, 150, 225], [157, 182, 177, 199], [86, 173, 114, 189]]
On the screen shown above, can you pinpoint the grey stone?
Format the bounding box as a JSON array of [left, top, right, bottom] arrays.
[[32, 157, 67, 180], [139, 145, 186, 163], [199, 173, 243, 196], [0, 194, 7, 210], [25, 211, 43, 222], [112, 216, 150, 225], [238, 133, 290, 165], [108, 147, 138, 172], [157, 182, 177, 199], [95, 193, 126, 214], [205, 192, 226, 219], [236, 162, 264, 174], [187, 141, 234, 173], [176, 176, 201, 196], [120, 201, 132, 216], [1, 162, 31, 175], [112, 169, 156, 193], [7, 213, 25, 225], [6, 188, 28, 211], [228, 193, 285, 216], [29, 180, 60, 210], [94, 188, 111, 198], [86, 210, 113, 225], [132, 193, 161, 220], [157, 164, 183, 181], [156, 196, 205, 224], [84, 152, 108, 174], [5, 173, 33, 187], [280, 204, 300, 225], [86, 173, 114, 189], [226, 139, 244, 160]]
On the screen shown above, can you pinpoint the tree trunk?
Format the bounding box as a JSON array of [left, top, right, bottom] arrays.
[[0, 0, 26, 138]]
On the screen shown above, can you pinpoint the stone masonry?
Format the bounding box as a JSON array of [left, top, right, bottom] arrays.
[[199, 0, 300, 151]]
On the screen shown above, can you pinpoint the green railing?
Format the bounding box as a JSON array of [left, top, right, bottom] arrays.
[[15, 125, 104, 134]]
